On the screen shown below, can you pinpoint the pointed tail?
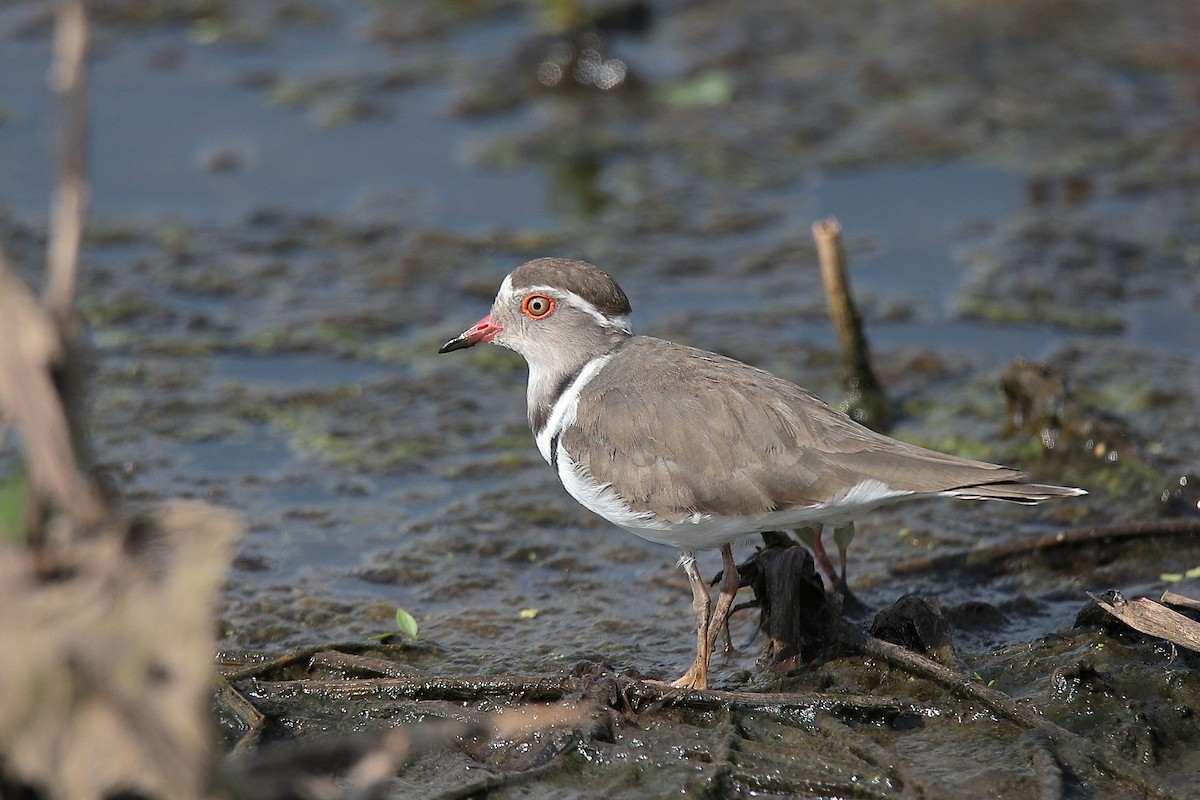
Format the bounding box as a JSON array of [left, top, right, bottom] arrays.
[[942, 481, 1087, 505]]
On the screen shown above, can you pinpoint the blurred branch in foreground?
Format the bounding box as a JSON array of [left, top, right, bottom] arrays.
[[0, 0, 99, 545], [45, 0, 89, 325], [0, 3, 243, 799], [0, 205, 243, 800], [0, 252, 104, 542], [1, 5, 566, 799], [0, 504, 242, 800], [45, 0, 94, 472]]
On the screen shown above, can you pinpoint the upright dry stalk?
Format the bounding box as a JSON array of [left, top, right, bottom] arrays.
[[0, 5, 240, 797], [812, 218, 891, 432], [0, 253, 104, 534], [44, 0, 94, 470], [44, 0, 89, 325], [0, 0, 100, 541]]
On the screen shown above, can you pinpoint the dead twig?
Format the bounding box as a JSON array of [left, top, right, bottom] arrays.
[[1091, 593, 1200, 654], [224, 704, 586, 800], [214, 674, 268, 755], [0, 0, 101, 544], [45, 0, 89, 324], [44, 0, 95, 476], [853, 631, 1187, 800], [218, 644, 342, 681], [237, 675, 576, 703], [618, 679, 930, 720], [890, 518, 1200, 576], [307, 649, 423, 678], [1160, 590, 1200, 613], [230, 669, 935, 724], [0, 253, 104, 536], [217, 642, 427, 682]]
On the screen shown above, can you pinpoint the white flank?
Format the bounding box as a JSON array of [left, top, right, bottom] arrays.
[[833, 479, 909, 509], [557, 449, 662, 534], [552, 469, 915, 551]]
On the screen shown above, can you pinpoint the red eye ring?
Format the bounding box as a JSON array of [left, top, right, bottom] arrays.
[[521, 294, 555, 320]]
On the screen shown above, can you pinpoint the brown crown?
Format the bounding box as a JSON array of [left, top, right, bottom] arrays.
[[509, 258, 632, 320]]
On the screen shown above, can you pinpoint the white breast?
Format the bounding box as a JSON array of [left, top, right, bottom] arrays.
[[533, 353, 613, 465]]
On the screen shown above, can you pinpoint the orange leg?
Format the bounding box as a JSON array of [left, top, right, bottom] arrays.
[[795, 524, 856, 596], [795, 525, 840, 587], [671, 545, 739, 690], [671, 552, 712, 689]]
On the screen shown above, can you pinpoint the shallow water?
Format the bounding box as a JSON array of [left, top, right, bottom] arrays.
[[4, 0, 1196, 662]]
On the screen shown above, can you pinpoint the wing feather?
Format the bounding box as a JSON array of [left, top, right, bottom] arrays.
[[559, 337, 1029, 522]]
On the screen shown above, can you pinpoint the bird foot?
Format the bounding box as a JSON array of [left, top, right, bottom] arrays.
[[666, 663, 707, 690]]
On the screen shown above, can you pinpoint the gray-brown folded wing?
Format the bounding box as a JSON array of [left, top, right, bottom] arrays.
[[561, 338, 1026, 523]]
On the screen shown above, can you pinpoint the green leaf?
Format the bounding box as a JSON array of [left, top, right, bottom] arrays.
[[662, 70, 735, 108], [1165, 566, 1200, 583], [0, 469, 30, 543], [395, 607, 419, 641]]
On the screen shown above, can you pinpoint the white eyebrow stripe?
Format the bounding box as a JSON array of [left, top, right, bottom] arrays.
[[519, 283, 631, 333], [495, 272, 516, 305]]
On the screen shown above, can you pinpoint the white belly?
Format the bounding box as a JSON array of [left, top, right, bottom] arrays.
[[554, 443, 911, 551]]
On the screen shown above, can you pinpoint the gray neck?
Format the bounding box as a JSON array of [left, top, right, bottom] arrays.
[[527, 330, 630, 435]]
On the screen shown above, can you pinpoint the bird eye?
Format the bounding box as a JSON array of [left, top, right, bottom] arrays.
[[521, 294, 555, 320]]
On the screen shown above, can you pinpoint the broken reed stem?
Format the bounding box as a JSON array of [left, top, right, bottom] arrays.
[[889, 517, 1200, 576], [0, 1, 100, 535], [1092, 594, 1200, 654], [45, 0, 89, 324], [812, 218, 891, 432], [1161, 590, 1200, 612], [0, 254, 104, 533], [46, 0, 94, 473]]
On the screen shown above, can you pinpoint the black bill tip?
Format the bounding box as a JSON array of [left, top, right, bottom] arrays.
[[438, 335, 474, 354]]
